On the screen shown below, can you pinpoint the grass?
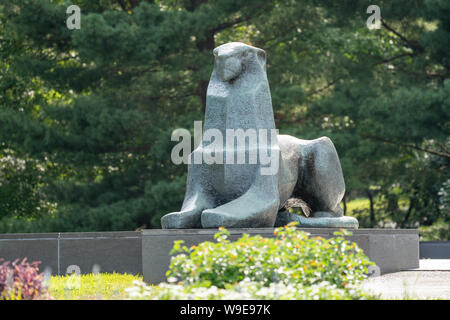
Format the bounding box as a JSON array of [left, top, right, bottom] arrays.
[[344, 198, 370, 214], [48, 273, 142, 300]]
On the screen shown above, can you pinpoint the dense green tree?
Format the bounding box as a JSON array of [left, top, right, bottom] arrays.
[[0, 0, 448, 232]]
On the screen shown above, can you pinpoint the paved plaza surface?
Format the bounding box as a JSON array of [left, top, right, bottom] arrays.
[[361, 260, 450, 299]]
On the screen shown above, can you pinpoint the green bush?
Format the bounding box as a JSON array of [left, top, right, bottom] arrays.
[[0, 175, 186, 233], [125, 223, 376, 300], [419, 219, 450, 241], [167, 223, 374, 290]]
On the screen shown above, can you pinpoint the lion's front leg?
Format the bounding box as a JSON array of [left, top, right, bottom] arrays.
[[161, 147, 218, 229], [201, 168, 280, 228]]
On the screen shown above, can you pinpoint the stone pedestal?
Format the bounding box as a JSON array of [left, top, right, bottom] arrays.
[[142, 228, 419, 284], [0, 231, 141, 275]]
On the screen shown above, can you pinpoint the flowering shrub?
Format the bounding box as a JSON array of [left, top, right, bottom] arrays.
[[125, 223, 376, 300], [126, 279, 374, 300], [0, 258, 49, 300], [167, 222, 374, 290]]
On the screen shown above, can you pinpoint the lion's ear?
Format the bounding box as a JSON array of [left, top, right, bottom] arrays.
[[256, 48, 266, 71]]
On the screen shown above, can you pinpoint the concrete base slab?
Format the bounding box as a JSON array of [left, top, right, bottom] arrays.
[[0, 233, 59, 273], [420, 241, 450, 259], [142, 228, 419, 284], [275, 212, 359, 228], [0, 232, 141, 275]]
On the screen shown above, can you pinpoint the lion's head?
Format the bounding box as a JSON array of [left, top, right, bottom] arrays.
[[213, 42, 266, 82]]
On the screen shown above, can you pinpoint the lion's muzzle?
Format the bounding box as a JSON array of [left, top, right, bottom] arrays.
[[215, 54, 243, 82]]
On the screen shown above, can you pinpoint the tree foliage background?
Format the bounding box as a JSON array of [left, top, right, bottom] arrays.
[[0, 0, 448, 235]]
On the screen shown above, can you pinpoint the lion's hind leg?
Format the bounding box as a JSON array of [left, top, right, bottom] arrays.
[[294, 136, 345, 217]]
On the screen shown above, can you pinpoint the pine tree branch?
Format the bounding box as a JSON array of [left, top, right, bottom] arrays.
[[362, 135, 450, 159], [375, 52, 416, 65], [117, 0, 143, 12], [307, 79, 338, 97], [307, 51, 422, 97], [117, 0, 127, 11], [392, 66, 450, 80], [381, 19, 424, 53], [211, 14, 253, 33]]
